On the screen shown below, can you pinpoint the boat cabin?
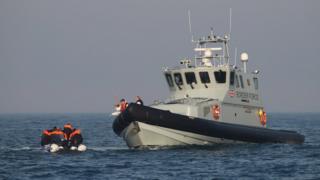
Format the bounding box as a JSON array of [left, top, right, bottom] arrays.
[[155, 31, 265, 127]]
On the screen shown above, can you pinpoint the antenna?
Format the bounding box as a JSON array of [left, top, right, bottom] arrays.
[[188, 10, 194, 42], [234, 47, 237, 67], [229, 8, 232, 38], [210, 27, 214, 37]]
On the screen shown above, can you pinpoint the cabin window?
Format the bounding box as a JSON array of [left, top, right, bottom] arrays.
[[174, 73, 183, 86], [165, 73, 174, 87], [230, 71, 235, 86], [235, 75, 240, 88], [253, 78, 259, 90], [185, 72, 197, 84], [239, 75, 244, 88], [199, 71, 210, 84], [214, 70, 226, 83]]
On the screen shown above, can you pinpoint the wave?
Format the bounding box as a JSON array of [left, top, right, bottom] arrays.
[[0, 146, 42, 151], [0, 146, 130, 153], [88, 146, 129, 151]]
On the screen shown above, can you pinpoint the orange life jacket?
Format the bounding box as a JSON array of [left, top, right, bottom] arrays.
[[70, 129, 81, 139], [49, 129, 64, 136], [43, 130, 50, 136], [120, 102, 127, 112], [260, 112, 267, 126]]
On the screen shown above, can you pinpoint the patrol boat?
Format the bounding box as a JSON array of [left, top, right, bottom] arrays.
[[112, 29, 304, 148]]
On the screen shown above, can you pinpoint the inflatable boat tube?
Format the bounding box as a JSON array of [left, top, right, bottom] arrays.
[[113, 103, 305, 144]]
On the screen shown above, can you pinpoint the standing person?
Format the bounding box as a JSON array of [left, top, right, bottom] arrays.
[[135, 96, 144, 105], [120, 99, 128, 112]]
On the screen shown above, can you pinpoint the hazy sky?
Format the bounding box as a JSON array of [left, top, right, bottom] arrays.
[[1, 0, 319, 113]]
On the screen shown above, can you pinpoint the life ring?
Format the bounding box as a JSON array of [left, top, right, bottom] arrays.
[[259, 110, 267, 126], [212, 104, 220, 120]]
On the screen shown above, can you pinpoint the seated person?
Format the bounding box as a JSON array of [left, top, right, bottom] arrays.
[[41, 129, 51, 146], [63, 123, 74, 140], [69, 128, 83, 147], [49, 127, 65, 146]]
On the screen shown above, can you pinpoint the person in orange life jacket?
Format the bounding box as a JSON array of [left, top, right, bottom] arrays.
[[49, 127, 65, 146], [63, 123, 74, 140], [69, 128, 83, 147], [135, 96, 144, 106], [120, 99, 128, 112], [41, 129, 52, 146], [41, 127, 59, 146]]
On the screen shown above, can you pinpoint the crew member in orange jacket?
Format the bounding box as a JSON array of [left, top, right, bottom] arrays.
[[120, 99, 128, 112]]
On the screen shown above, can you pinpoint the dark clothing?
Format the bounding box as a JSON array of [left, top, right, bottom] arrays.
[[70, 134, 83, 146], [41, 133, 51, 146], [40, 128, 65, 146], [50, 134, 65, 146], [63, 128, 73, 140], [68, 129, 83, 147]]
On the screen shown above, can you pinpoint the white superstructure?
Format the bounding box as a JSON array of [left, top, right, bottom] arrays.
[[154, 30, 265, 127]]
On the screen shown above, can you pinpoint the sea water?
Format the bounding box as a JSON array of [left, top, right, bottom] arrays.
[[0, 113, 319, 179]]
